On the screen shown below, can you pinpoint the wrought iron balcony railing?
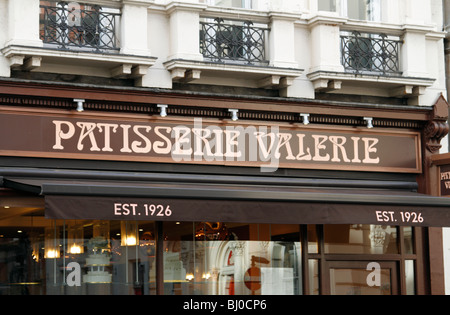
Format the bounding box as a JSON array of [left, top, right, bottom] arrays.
[[40, 2, 120, 52], [200, 18, 268, 65], [341, 31, 402, 75]]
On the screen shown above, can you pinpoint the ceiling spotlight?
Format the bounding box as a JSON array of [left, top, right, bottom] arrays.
[[229, 109, 239, 121], [74, 99, 85, 112], [157, 104, 168, 118], [363, 117, 374, 129], [300, 113, 310, 126]]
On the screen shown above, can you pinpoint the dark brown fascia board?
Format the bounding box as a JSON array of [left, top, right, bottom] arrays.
[[0, 77, 434, 122], [431, 152, 450, 166]]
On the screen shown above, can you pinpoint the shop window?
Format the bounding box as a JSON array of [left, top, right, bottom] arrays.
[[162, 222, 302, 295], [307, 225, 319, 254], [308, 259, 320, 295], [347, 0, 381, 21], [0, 202, 423, 296], [329, 262, 394, 295], [403, 226, 415, 255], [405, 260, 415, 295], [0, 203, 156, 295], [308, 224, 420, 295], [323, 224, 398, 254]]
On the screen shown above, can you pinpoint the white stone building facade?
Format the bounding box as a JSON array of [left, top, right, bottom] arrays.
[[0, 0, 446, 105], [0, 0, 449, 296]]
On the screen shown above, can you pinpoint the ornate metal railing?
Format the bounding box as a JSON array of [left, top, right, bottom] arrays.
[[40, 2, 120, 51], [341, 31, 402, 75], [200, 18, 268, 65]]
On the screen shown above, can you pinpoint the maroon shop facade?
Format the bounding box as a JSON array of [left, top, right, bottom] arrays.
[[0, 79, 450, 295]]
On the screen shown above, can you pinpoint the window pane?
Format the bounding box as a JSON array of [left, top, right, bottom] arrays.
[[403, 227, 415, 254], [330, 267, 391, 295], [308, 259, 320, 295], [347, 0, 368, 20], [324, 225, 398, 254], [0, 204, 157, 295], [318, 0, 336, 12], [163, 222, 302, 295], [307, 225, 319, 254], [203, 0, 251, 8], [405, 260, 415, 295], [347, 0, 381, 21]]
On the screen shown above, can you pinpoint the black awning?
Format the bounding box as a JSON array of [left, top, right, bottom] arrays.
[[2, 174, 450, 227]]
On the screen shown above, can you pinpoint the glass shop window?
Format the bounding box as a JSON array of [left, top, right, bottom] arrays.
[[324, 224, 398, 254], [0, 202, 156, 295], [0, 199, 419, 296], [162, 222, 302, 295]]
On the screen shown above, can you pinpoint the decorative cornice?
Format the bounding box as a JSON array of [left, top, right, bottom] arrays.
[[0, 93, 426, 129], [0, 78, 436, 125], [424, 94, 450, 153], [424, 120, 449, 153]]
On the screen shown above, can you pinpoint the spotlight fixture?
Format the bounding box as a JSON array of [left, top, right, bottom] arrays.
[[74, 99, 85, 112], [363, 117, 374, 129], [228, 109, 239, 121], [157, 104, 168, 118], [300, 113, 310, 125]]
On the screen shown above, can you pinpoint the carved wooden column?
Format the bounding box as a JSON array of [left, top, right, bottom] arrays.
[[419, 94, 449, 295], [420, 94, 449, 195]]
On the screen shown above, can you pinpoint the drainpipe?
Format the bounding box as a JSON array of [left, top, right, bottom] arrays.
[[444, 0, 450, 152]]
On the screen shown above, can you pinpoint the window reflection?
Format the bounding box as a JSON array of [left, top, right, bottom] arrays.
[[307, 225, 319, 254], [308, 259, 320, 295], [163, 222, 302, 295], [403, 227, 415, 255], [330, 267, 391, 295], [0, 205, 418, 295], [405, 260, 415, 295], [324, 225, 398, 254], [0, 213, 158, 295]]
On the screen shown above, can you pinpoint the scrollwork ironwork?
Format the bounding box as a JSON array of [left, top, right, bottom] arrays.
[[200, 18, 268, 65], [341, 31, 401, 75], [40, 2, 119, 52]]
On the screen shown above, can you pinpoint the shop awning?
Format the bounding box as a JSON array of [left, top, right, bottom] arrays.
[[2, 172, 450, 227]]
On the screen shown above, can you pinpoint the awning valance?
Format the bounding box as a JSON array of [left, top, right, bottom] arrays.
[[2, 172, 450, 227]]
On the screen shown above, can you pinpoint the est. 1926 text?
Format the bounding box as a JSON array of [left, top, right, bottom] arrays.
[[375, 210, 424, 224], [114, 203, 172, 217]]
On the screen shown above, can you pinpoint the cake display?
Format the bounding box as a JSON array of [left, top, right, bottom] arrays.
[[83, 237, 112, 284]]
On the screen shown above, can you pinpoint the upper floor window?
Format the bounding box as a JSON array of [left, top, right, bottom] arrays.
[[200, 17, 268, 65], [39, 1, 120, 52], [347, 0, 381, 21], [318, 0, 381, 22], [318, 0, 337, 12], [202, 0, 252, 9]]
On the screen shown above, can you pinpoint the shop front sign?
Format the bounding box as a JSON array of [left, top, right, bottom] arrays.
[[440, 164, 450, 196], [0, 109, 421, 173]]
